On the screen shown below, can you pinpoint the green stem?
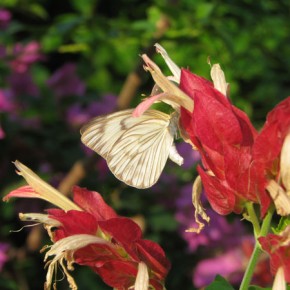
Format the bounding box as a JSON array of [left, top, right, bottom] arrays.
[[245, 202, 261, 237], [239, 206, 275, 290]]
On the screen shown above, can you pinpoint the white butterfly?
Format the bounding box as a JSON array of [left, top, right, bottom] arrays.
[[80, 109, 183, 189]]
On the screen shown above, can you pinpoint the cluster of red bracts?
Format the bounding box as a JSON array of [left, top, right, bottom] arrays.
[[180, 69, 290, 217], [48, 186, 170, 290], [178, 68, 290, 284], [3, 159, 170, 290]]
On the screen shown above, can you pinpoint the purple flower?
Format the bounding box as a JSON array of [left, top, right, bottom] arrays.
[[7, 72, 39, 97], [10, 41, 43, 73], [193, 243, 248, 287], [0, 9, 11, 30], [0, 243, 9, 271], [47, 63, 86, 97], [66, 94, 117, 127], [175, 184, 246, 252], [176, 142, 200, 169], [0, 89, 15, 112]]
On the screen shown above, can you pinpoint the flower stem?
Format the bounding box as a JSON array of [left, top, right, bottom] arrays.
[[245, 202, 260, 237], [239, 205, 275, 290]]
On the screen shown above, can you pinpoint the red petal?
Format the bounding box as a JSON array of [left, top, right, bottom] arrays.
[[75, 243, 123, 268], [198, 166, 238, 215], [259, 234, 290, 283], [136, 239, 171, 279], [47, 209, 98, 240], [73, 186, 118, 220], [180, 69, 229, 106], [192, 92, 244, 151], [253, 96, 290, 168], [3, 185, 39, 201], [99, 217, 142, 260], [92, 260, 137, 289]]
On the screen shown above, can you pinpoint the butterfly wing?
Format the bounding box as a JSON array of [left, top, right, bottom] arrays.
[[80, 109, 135, 158], [80, 109, 174, 188]]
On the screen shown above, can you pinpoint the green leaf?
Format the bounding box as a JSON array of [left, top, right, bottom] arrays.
[[205, 275, 235, 290], [27, 4, 49, 19], [273, 216, 290, 234], [248, 286, 272, 290]]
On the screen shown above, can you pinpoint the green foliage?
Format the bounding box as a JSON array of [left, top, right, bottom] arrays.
[[273, 216, 290, 234], [205, 275, 235, 290]]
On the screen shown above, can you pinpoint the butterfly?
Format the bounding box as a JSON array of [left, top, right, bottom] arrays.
[[80, 109, 183, 189]]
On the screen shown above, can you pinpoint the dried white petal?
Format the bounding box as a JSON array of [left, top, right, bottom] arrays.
[[44, 234, 112, 290], [134, 262, 149, 290], [210, 64, 229, 97], [273, 267, 286, 290], [186, 175, 210, 233], [13, 160, 81, 211], [155, 43, 181, 82], [141, 54, 194, 112], [267, 180, 290, 216], [280, 133, 290, 193]]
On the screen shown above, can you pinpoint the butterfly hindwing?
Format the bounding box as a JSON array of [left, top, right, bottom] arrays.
[[107, 114, 173, 188], [80, 109, 175, 188]]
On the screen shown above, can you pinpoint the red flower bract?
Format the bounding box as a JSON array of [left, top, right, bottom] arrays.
[[48, 186, 170, 290], [179, 69, 273, 215], [259, 231, 290, 283], [253, 97, 290, 166]]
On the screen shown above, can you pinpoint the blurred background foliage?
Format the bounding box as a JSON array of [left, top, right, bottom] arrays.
[[0, 0, 290, 290]]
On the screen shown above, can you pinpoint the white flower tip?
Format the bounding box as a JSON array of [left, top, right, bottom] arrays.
[[273, 267, 286, 290], [281, 133, 290, 191], [13, 160, 23, 175], [135, 262, 149, 290], [154, 43, 167, 55], [210, 63, 229, 97]]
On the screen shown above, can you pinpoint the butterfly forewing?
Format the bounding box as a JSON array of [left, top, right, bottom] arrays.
[[80, 109, 176, 188], [80, 109, 134, 158]]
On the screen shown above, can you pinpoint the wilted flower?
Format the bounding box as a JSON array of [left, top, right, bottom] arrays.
[[47, 63, 86, 98], [3, 161, 170, 290]]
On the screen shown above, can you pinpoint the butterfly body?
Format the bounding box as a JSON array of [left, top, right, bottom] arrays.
[[81, 109, 183, 188]]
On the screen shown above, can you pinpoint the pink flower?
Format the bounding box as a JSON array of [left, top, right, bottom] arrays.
[[193, 237, 270, 288], [0, 9, 11, 30], [0, 89, 15, 112], [10, 41, 43, 73]]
